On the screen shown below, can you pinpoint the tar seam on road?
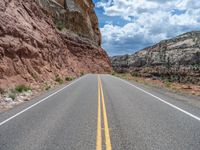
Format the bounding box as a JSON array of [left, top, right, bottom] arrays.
[[96, 75, 112, 150], [0, 76, 84, 127], [111, 75, 200, 122]]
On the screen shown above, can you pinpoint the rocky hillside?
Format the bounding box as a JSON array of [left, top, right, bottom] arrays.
[[111, 31, 200, 85], [0, 0, 112, 89]]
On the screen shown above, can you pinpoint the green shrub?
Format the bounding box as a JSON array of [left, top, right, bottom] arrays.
[[131, 72, 140, 77], [45, 85, 51, 91], [15, 85, 31, 93], [55, 20, 65, 31], [43, 82, 51, 91], [111, 72, 116, 75], [164, 80, 171, 88], [65, 76, 74, 81], [55, 75, 64, 84], [9, 92, 16, 100], [80, 72, 84, 76]]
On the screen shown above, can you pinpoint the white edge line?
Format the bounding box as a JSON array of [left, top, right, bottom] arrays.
[[0, 76, 84, 126], [110, 75, 200, 122]]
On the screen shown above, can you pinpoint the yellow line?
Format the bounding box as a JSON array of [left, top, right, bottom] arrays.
[[99, 76, 112, 150], [96, 76, 102, 150]]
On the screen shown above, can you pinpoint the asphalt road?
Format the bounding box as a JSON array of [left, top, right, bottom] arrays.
[[0, 74, 200, 150]]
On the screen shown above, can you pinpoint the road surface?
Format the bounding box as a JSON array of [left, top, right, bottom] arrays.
[[0, 74, 200, 150]]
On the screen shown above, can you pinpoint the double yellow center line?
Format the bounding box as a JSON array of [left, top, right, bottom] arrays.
[[96, 75, 112, 150]]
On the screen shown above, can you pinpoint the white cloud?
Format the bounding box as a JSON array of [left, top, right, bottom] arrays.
[[97, 0, 159, 20], [96, 0, 200, 55], [176, 0, 200, 9]]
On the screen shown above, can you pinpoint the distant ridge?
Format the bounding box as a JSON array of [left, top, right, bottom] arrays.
[[111, 31, 200, 85]]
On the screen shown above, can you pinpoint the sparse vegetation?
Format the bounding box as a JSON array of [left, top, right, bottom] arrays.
[[0, 88, 5, 95], [15, 85, 31, 93], [111, 72, 116, 75], [55, 75, 64, 84], [113, 73, 200, 96], [55, 20, 65, 31], [131, 72, 140, 77], [80, 72, 84, 76], [65, 76, 75, 81], [8, 91, 16, 100], [3, 85, 31, 101], [44, 84, 51, 91], [164, 80, 171, 88]]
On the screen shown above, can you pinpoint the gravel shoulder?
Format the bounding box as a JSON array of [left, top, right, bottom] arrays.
[[115, 73, 200, 109]]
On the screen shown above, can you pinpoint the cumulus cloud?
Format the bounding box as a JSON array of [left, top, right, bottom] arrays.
[[96, 0, 200, 56]]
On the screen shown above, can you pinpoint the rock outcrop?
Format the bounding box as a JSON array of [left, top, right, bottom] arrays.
[[37, 0, 101, 45], [0, 0, 112, 89], [111, 31, 200, 85]]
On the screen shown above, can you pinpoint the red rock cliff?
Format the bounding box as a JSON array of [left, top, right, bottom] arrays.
[[0, 0, 112, 89]]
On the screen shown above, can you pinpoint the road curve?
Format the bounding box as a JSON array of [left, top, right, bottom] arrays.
[[0, 74, 200, 150]]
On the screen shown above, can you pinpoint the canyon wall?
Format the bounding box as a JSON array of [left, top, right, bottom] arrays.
[[0, 0, 112, 89]]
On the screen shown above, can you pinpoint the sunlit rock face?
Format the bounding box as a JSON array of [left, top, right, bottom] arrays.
[[38, 0, 101, 46], [111, 31, 200, 85], [0, 0, 111, 89]]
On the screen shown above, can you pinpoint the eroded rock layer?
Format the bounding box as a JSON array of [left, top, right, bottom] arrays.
[[111, 31, 200, 85], [0, 0, 111, 89]]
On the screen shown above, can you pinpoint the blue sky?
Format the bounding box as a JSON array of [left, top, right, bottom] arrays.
[[93, 0, 200, 56]]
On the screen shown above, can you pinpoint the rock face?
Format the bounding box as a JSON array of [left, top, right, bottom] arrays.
[[0, 0, 112, 89], [37, 0, 101, 45], [111, 31, 200, 85]]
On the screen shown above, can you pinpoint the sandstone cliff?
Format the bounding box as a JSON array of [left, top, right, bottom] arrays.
[[111, 31, 200, 85], [0, 0, 112, 89], [37, 0, 101, 45]]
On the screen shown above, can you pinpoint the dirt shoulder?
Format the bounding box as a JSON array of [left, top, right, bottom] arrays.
[[114, 73, 200, 109], [114, 73, 200, 97], [0, 76, 76, 113]]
